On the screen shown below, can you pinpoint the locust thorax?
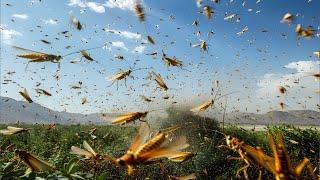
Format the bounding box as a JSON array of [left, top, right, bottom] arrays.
[[118, 150, 135, 166]]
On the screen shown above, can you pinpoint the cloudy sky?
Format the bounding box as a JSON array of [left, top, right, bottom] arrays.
[[1, 0, 319, 114]]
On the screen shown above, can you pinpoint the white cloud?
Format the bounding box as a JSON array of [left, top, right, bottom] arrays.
[[0, 25, 22, 44], [12, 14, 28, 20], [68, 0, 86, 8], [111, 41, 128, 51], [284, 61, 319, 73], [68, 0, 105, 13], [86, 2, 105, 13], [132, 45, 145, 54], [43, 19, 58, 25], [104, 0, 139, 11], [103, 28, 141, 39], [256, 60, 319, 110]]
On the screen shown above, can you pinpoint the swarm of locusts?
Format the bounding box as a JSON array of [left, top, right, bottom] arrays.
[[2, 0, 320, 179]]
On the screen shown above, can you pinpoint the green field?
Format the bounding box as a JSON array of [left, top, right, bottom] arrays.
[[1, 109, 319, 179]]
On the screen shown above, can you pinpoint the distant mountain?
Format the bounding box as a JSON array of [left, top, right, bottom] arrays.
[[1, 96, 319, 125], [0, 97, 114, 124], [221, 110, 320, 125]]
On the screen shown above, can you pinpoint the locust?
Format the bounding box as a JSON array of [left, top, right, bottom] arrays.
[[14, 149, 55, 172], [111, 111, 149, 125], [190, 87, 236, 113], [105, 122, 193, 175], [215, 130, 273, 180], [0, 126, 29, 135], [281, 13, 294, 23], [149, 71, 168, 91], [71, 141, 101, 161], [161, 51, 183, 67], [70, 15, 83, 30], [19, 88, 33, 103], [134, 1, 145, 22], [13, 45, 101, 70], [147, 35, 155, 45], [278, 86, 287, 94], [35, 88, 52, 96], [80, 50, 94, 61], [295, 24, 315, 38], [263, 131, 318, 180], [13, 46, 62, 70], [140, 95, 152, 102], [203, 6, 214, 19], [111, 109, 163, 125], [108, 67, 147, 90], [314, 51, 320, 59], [191, 40, 208, 52]]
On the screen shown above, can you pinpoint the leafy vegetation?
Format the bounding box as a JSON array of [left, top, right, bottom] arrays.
[[1, 108, 319, 179]]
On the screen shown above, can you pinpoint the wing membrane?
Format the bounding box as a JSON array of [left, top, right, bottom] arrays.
[[12, 46, 47, 55]]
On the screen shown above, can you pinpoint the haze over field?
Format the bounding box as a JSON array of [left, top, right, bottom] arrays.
[[1, 96, 319, 126]]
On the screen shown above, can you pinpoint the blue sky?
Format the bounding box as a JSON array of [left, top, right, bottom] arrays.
[[1, 0, 319, 114]]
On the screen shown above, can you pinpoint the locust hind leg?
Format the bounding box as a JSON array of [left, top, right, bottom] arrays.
[[258, 170, 262, 180], [138, 118, 147, 122], [127, 165, 134, 176], [236, 160, 250, 180], [24, 62, 31, 71], [295, 158, 318, 179], [107, 81, 116, 88]]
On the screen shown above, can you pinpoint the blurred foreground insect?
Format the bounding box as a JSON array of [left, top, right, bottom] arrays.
[[105, 122, 193, 175], [19, 88, 33, 103], [281, 12, 294, 23], [295, 24, 316, 38], [263, 131, 318, 180], [314, 51, 320, 59], [14, 149, 55, 172], [0, 126, 29, 135], [203, 6, 213, 19], [71, 141, 101, 161], [215, 130, 273, 180], [134, 1, 145, 22]]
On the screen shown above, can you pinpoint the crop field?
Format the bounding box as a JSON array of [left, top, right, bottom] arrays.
[[1, 110, 319, 179]]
